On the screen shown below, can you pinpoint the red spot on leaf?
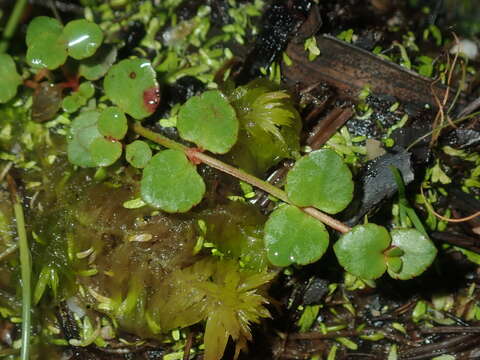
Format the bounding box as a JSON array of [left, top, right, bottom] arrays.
[[143, 86, 160, 114]]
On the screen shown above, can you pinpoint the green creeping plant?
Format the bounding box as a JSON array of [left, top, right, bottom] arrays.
[[3, 14, 438, 360]]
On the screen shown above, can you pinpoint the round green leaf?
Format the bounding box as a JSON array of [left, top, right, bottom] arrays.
[[89, 137, 122, 167], [67, 111, 101, 167], [286, 149, 354, 214], [98, 107, 128, 140], [63, 19, 103, 60], [126, 140, 152, 168], [27, 34, 67, 70], [177, 90, 238, 154], [141, 149, 205, 212], [26, 17, 67, 70], [264, 205, 329, 267], [78, 81, 95, 98], [387, 229, 437, 280], [333, 224, 390, 280], [62, 95, 81, 113], [79, 44, 117, 80], [104, 58, 160, 119], [0, 54, 22, 103], [26, 16, 63, 47]]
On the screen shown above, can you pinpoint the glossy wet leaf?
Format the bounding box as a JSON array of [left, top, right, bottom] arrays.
[[63, 19, 103, 60], [67, 111, 101, 167], [26, 16, 67, 69], [0, 54, 22, 103], [286, 149, 354, 214], [90, 137, 122, 167], [98, 107, 128, 140], [62, 82, 95, 113], [141, 149, 205, 212], [387, 229, 437, 280], [264, 205, 329, 267], [177, 90, 238, 154], [79, 44, 117, 80], [126, 140, 152, 168], [104, 58, 160, 119], [334, 224, 390, 280]]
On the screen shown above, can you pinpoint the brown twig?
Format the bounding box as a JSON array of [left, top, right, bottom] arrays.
[[421, 326, 480, 334]]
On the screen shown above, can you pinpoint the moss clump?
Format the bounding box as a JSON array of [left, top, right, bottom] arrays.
[[30, 173, 273, 358], [226, 79, 302, 176]]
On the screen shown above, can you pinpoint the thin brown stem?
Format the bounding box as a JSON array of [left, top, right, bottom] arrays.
[[421, 326, 480, 334], [132, 123, 351, 233], [420, 186, 479, 223]]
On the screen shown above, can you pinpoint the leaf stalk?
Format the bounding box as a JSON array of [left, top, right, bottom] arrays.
[[132, 123, 351, 233]]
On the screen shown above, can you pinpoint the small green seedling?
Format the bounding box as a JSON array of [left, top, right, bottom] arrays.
[[286, 149, 354, 214], [0, 54, 22, 103], [104, 58, 160, 119], [264, 205, 329, 266], [177, 90, 238, 154]]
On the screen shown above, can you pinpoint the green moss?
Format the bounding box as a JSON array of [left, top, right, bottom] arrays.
[[225, 79, 301, 176], [24, 174, 274, 358]]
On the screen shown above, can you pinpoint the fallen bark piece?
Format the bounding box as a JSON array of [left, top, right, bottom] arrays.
[[283, 35, 454, 110], [342, 149, 414, 226]]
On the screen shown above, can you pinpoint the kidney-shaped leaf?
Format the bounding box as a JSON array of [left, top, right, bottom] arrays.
[[104, 58, 160, 119], [334, 224, 390, 280], [285, 149, 354, 214], [63, 19, 103, 60], [177, 90, 238, 154], [141, 149, 205, 213], [264, 205, 329, 267], [26, 16, 67, 70], [387, 229, 437, 280], [0, 54, 22, 103], [90, 137, 122, 167]]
